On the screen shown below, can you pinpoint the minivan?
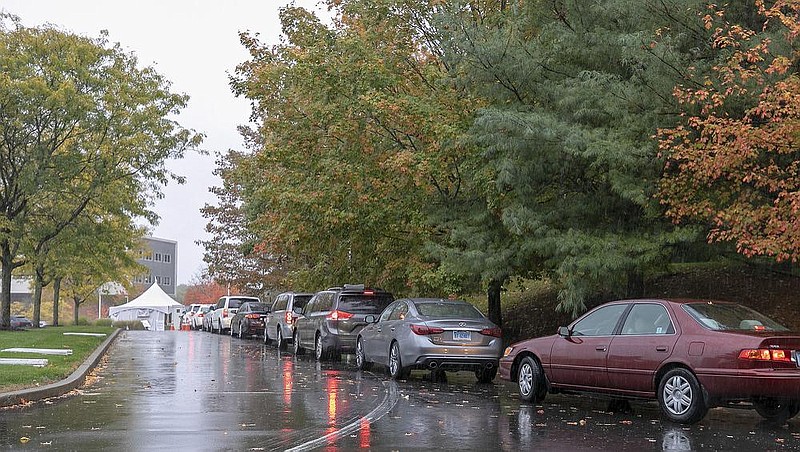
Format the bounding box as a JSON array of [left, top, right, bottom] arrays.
[[265, 291, 314, 350], [293, 284, 394, 360]]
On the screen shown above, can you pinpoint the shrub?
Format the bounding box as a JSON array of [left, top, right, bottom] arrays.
[[94, 318, 113, 327]]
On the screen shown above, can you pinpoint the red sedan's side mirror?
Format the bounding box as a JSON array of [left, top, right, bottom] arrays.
[[557, 326, 571, 337]]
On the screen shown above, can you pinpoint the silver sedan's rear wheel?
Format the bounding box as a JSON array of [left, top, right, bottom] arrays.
[[356, 338, 372, 371], [315, 334, 326, 361], [388, 341, 408, 380], [658, 368, 707, 424]]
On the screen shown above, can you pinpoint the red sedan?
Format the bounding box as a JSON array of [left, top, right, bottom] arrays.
[[499, 299, 800, 424]]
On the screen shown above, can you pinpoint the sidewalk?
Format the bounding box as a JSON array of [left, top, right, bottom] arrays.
[[0, 328, 121, 408]]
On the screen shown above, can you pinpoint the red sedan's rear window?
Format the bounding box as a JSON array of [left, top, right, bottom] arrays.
[[683, 302, 789, 332]]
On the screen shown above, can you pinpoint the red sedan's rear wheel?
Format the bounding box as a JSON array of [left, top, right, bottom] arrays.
[[658, 368, 708, 424], [754, 398, 800, 423]]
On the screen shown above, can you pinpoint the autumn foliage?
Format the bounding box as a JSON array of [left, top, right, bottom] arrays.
[[659, 1, 800, 262], [183, 280, 229, 305]]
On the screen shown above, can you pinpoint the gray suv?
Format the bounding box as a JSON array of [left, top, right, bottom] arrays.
[[265, 291, 313, 350], [293, 284, 394, 360]]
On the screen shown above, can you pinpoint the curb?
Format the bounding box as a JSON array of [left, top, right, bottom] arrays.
[[0, 328, 121, 408]]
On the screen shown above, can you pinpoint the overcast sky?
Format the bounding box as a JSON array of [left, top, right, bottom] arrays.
[[0, 0, 326, 285]]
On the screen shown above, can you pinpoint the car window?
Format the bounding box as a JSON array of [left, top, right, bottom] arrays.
[[415, 302, 485, 319], [292, 295, 312, 310], [621, 303, 674, 335], [388, 302, 409, 321], [249, 303, 268, 312], [215, 298, 225, 309], [683, 302, 788, 332], [379, 302, 397, 322], [337, 294, 394, 314], [304, 296, 318, 314], [571, 304, 628, 336], [273, 295, 287, 311], [228, 297, 256, 309]]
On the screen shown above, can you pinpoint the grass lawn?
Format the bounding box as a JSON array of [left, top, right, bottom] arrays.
[[0, 326, 115, 393]]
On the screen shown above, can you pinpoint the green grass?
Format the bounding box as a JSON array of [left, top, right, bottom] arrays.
[[0, 326, 115, 392]]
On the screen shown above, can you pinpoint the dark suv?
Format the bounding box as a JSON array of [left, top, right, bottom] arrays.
[[265, 291, 313, 350], [293, 284, 394, 360]]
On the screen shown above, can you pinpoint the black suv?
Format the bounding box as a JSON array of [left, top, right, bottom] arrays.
[[293, 284, 394, 360]]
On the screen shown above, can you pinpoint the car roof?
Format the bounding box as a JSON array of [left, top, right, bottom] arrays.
[[400, 298, 470, 304]]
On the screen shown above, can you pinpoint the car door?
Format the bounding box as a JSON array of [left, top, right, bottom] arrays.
[[606, 302, 679, 394], [375, 301, 408, 365], [550, 303, 629, 390], [297, 296, 318, 344], [362, 301, 397, 364]]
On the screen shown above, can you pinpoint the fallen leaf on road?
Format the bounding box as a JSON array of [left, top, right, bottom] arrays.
[[20, 437, 30, 444]]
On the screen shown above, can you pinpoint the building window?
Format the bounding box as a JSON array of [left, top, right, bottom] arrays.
[[155, 253, 162, 262], [164, 254, 171, 263], [144, 275, 151, 284], [163, 277, 171, 285], [156, 276, 162, 284]]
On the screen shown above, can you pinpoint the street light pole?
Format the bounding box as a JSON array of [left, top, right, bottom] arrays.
[[97, 291, 102, 319]]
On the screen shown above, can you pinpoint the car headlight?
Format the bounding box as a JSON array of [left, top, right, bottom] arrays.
[[503, 346, 514, 357]]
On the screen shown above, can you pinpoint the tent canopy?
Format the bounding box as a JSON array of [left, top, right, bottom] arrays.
[[108, 283, 184, 331]]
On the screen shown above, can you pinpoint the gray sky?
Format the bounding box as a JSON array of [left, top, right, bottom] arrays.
[[0, 0, 325, 284]]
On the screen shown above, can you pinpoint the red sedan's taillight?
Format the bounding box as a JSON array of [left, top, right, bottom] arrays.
[[480, 327, 502, 338], [410, 324, 445, 335], [198, 313, 204, 317], [245, 314, 260, 319], [738, 349, 793, 362], [285, 311, 293, 325], [326, 310, 353, 321]]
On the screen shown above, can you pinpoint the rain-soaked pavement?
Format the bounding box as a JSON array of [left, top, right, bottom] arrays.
[[2, 330, 800, 451]]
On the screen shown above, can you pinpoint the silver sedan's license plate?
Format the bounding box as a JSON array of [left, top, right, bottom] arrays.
[[453, 331, 471, 341]]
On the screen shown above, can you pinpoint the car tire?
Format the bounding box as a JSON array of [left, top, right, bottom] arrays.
[[293, 331, 305, 355], [658, 368, 708, 424], [517, 356, 547, 403], [754, 398, 800, 423], [476, 366, 498, 384], [276, 329, 286, 351], [388, 341, 408, 380], [315, 334, 327, 361], [356, 338, 372, 371]]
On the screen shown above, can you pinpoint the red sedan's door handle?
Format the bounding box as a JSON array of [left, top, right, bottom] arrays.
[[596, 346, 607, 352], [656, 346, 668, 352]]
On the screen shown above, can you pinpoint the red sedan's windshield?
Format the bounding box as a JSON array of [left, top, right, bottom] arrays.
[[683, 302, 789, 332]]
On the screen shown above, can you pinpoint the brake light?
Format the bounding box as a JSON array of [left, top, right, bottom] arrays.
[[245, 314, 260, 319], [222, 309, 228, 318], [327, 310, 353, 321], [739, 349, 792, 362], [410, 324, 445, 335], [285, 311, 293, 325], [364, 290, 374, 295], [480, 327, 502, 338], [198, 313, 204, 317]]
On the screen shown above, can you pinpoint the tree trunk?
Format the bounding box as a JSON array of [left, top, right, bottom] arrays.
[[53, 277, 61, 327], [1, 244, 13, 330], [73, 297, 80, 325], [32, 274, 43, 328], [487, 278, 503, 327]]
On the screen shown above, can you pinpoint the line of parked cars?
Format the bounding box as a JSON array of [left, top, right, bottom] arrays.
[[190, 286, 800, 425], [195, 284, 505, 384]]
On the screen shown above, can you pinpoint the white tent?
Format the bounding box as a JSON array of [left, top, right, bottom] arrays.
[[108, 283, 185, 331]]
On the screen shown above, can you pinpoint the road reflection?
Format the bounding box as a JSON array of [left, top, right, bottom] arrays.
[[2, 331, 799, 451]]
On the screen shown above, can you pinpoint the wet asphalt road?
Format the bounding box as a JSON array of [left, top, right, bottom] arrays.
[[2, 330, 800, 451]]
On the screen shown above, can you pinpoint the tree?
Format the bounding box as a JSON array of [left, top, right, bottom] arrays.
[[183, 275, 229, 304], [659, 1, 800, 263], [227, 1, 476, 295], [429, 0, 720, 314], [0, 15, 202, 328]]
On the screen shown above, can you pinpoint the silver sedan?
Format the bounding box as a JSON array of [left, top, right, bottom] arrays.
[[355, 298, 503, 383]]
